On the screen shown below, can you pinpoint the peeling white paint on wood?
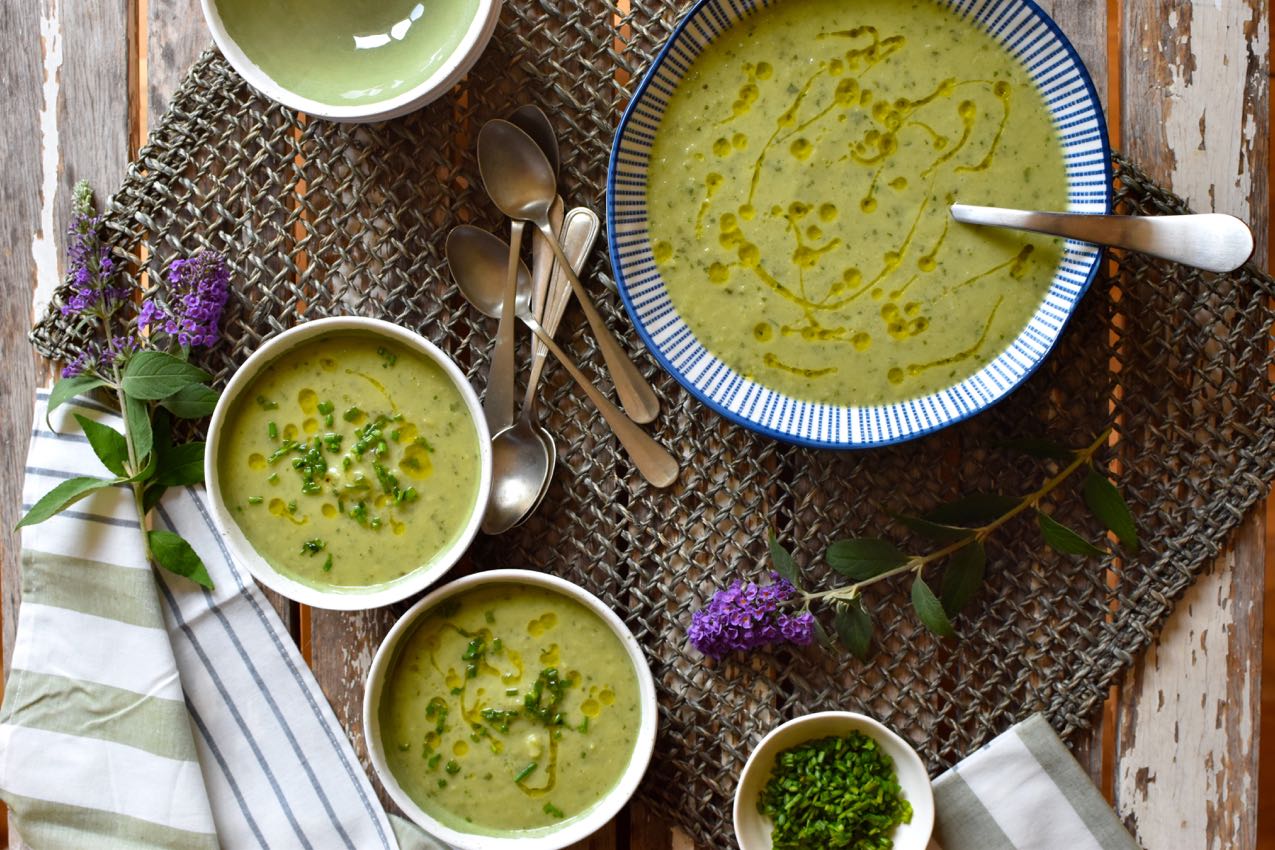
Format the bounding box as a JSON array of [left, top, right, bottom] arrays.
[[1154, 0, 1267, 216], [30, 0, 64, 317], [1115, 546, 1257, 848]]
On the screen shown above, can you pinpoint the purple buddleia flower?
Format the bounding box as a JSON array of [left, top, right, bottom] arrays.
[[139, 251, 230, 349], [60, 211, 128, 318], [60, 349, 94, 378], [688, 573, 813, 658]]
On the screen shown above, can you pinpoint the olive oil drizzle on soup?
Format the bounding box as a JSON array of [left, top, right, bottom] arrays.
[[645, 0, 1070, 405], [217, 332, 481, 590], [380, 585, 641, 835]]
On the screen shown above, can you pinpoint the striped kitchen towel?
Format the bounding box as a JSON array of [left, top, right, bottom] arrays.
[[0, 392, 445, 849], [934, 714, 1140, 850]]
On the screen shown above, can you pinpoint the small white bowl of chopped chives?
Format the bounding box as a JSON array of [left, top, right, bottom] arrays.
[[734, 712, 935, 850]]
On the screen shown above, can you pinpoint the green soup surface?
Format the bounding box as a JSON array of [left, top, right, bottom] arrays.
[[217, 331, 481, 590], [215, 0, 479, 107], [379, 584, 642, 835], [645, 0, 1070, 405]]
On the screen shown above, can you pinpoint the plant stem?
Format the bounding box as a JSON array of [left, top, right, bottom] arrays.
[[108, 357, 153, 562], [799, 428, 1113, 605]]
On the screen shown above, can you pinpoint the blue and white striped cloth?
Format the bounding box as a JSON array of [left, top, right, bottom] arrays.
[[0, 392, 443, 849]]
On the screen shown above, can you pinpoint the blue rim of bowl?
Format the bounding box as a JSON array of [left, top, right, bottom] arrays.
[[606, 0, 1114, 450]]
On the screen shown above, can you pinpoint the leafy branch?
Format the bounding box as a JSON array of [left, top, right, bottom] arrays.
[[17, 182, 226, 589], [692, 431, 1139, 661]]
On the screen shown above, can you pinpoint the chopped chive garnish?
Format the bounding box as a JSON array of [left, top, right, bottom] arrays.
[[506, 688, 519, 697], [513, 762, 538, 783], [316, 400, 334, 416], [578, 717, 589, 734], [267, 472, 279, 484], [444, 760, 460, 775], [267, 421, 278, 440], [543, 803, 565, 819], [255, 395, 278, 410], [247, 495, 263, 505], [437, 779, 447, 789], [286, 500, 297, 514], [343, 406, 362, 422], [322, 554, 333, 572], [300, 538, 326, 556]]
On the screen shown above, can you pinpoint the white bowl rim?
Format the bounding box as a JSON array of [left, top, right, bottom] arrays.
[[199, 0, 503, 122], [203, 316, 492, 610], [732, 710, 936, 850], [362, 568, 660, 850]]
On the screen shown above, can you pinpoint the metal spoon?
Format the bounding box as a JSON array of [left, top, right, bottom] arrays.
[[468, 210, 597, 533], [519, 208, 601, 525], [476, 119, 662, 424], [508, 105, 566, 398], [447, 225, 679, 490], [476, 121, 527, 434], [950, 204, 1254, 274]]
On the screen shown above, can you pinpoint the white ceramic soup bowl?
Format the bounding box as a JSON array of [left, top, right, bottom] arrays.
[[200, 0, 502, 122], [734, 711, 935, 850], [204, 316, 491, 610], [364, 569, 659, 850]]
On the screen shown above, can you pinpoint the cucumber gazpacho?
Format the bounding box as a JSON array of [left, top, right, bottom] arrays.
[[645, 0, 1070, 405], [379, 583, 642, 835], [216, 331, 482, 590]]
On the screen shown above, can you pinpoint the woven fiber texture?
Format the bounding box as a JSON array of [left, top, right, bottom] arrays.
[[31, 10, 1275, 847]]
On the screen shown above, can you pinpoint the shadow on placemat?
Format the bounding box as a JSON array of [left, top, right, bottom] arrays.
[[29, 5, 1275, 845]]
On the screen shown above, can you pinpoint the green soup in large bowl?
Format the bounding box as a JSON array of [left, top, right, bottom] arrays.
[[365, 570, 658, 849], [206, 317, 491, 609]]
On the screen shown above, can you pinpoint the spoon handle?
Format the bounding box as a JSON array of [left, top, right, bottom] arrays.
[[520, 314, 678, 488], [534, 220, 662, 424], [522, 207, 600, 415], [529, 196, 566, 339], [950, 204, 1254, 274], [485, 221, 525, 433]]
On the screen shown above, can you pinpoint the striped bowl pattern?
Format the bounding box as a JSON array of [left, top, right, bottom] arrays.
[[606, 0, 1112, 448]]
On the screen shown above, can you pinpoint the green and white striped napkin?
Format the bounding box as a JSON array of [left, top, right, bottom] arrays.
[[933, 714, 1140, 850], [0, 392, 445, 849]]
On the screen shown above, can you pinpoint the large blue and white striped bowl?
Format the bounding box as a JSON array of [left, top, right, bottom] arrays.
[[606, 0, 1112, 449]]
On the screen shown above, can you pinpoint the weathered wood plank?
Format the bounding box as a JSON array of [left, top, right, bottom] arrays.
[[2, 1, 133, 847], [1115, 2, 1268, 848]]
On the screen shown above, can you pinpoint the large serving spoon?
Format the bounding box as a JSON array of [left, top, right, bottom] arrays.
[[447, 225, 678, 490], [476, 119, 661, 424], [950, 204, 1254, 274]]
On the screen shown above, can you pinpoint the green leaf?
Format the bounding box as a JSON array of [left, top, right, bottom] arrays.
[[826, 538, 909, 580], [123, 392, 153, 461], [833, 599, 873, 660], [156, 441, 206, 487], [1037, 510, 1105, 557], [160, 383, 219, 419], [148, 529, 214, 589], [941, 540, 986, 617], [911, 575, 955, 638], [47, 374, 107, 420], [142, 484, 169, 515], [994, 437, 1075, 460], [767, 530, 800, 588], [926, 493, 1020, 526], [120, 351, 210, 401], [72, 414, 128, 477], [1083, 468, 1139, 553], [892, 512, 976, 543], [16, 476, 116, 529], [810, 614, 835, 650]]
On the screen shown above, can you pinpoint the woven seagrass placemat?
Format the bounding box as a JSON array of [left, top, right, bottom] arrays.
[[30, 4, 1275, 845]]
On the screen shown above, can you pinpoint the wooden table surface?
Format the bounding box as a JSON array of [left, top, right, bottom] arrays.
[[1, 1, 1269, 848]]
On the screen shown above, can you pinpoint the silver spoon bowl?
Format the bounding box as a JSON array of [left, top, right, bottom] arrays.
[[476, 119, 662, 424]]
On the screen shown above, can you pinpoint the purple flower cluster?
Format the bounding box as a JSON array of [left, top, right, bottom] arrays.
[[139, 252, 230, 349], [61, 212, 129, 318], [687, 574, 815, 659], [61, 335, 138, 378]]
